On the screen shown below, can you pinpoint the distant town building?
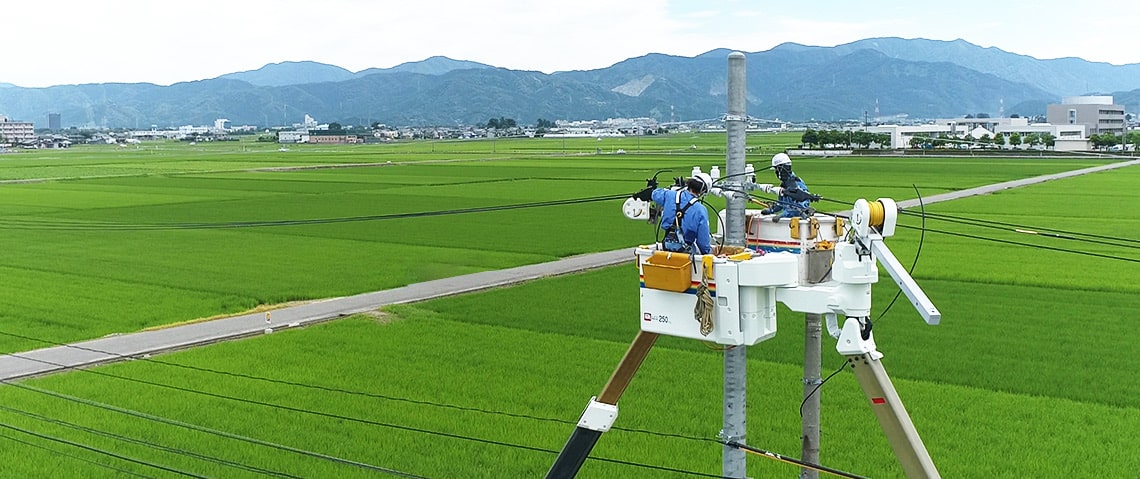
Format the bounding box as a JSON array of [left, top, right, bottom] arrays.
[[47, 112, 61, 130], [1046, 96, 1125, 136], [278, 131, 310, 143], [868, 117, 1087, 151], [0, 115, 35, 142], [308, 131, 361, 144], [213, 118, 231, 131]]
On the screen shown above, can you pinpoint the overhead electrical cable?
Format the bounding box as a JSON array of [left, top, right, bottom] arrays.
[[0, 363, 719, 478], [0, 380, 428, 478], [0, 429, 156, 479], [894, 223, 1139, 263], [0, 403, 302, 478], [0, 329, 720, 447], [0, 193, 631, 231], [0, 420, 209, 479], [899, 209, 1140, 247]]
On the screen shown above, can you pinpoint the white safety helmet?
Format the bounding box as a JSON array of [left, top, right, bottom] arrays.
[[772, 152, 791, 168], [691, 172, 713, 194]]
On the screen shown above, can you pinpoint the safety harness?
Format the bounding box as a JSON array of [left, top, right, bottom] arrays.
[[662, 189, 701, 253]]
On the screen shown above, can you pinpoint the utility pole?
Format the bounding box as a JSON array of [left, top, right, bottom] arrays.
[[801, 246, 830, 479], [722, 51, 748, 479]]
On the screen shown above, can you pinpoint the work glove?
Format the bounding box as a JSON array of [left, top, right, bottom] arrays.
[[632, 187, 654, 202], [760, 208, 773, 215], [673, 176, 685, 187], [646, 177, 658, 188]]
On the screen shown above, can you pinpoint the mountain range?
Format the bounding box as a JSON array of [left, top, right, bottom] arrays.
[[1, 37, 1138, 129]]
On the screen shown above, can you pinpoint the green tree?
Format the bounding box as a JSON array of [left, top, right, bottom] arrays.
[[908, 135, 930, 149], [992, 133, 1006, 149], [801, 129, 819, 148], [328, 122, 343, 133], [1091, 133, 1119, 150], [1126, 131, 1140, 148], [873, 133, 891, 148], [1041, 133, 1055, 149], [1009, 132, 1022, 149]]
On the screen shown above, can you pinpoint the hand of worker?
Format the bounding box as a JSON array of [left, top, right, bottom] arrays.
[[673, 176, 686, 187], [646, 177, 658, 188], [770, 186, 784, 196]]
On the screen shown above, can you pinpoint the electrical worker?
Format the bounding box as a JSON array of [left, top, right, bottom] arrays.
[[759, 152, 814, 219], [632, 173, 713, 255]]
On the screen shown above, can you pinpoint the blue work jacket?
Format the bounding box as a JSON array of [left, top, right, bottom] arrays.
[[652, 187, 712, 255], [766, 175, 811, 218]]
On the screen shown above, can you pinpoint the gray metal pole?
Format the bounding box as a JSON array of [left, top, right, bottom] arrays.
[[722, 51, 748, 479], [801, 249, 829, 479], [801, 312, 822, 479]]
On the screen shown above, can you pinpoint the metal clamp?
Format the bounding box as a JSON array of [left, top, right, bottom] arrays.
[[577, 397, 619, 432]]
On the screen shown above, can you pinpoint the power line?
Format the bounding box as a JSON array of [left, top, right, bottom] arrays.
[[0, 420, 209, 479], [0, 403, 301, 478], [0, 194, 630, 231], [0, 380, 428, 478], [895, 223, 1139, 263], [0, 429, 155, 479], [1, 365, 719, 478], [0, 328, 723, 448], [899, 209, 1140, 247]]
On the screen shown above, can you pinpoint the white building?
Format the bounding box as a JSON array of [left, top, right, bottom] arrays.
[[213, 118, 231, 131], [0, 115, 35, 142], [1046, 96, 1125, 136], [869, 117, 1087, 151], [278, 131, 309, 143]]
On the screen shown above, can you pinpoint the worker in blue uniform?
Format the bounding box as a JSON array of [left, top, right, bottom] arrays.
[[632, 173, 713, 255], [759, 153, 813, 219]]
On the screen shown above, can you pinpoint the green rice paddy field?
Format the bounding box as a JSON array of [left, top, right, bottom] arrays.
[[0, 134, 1136, 478]]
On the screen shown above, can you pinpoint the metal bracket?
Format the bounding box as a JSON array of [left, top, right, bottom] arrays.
[[577, 397, 619, 432]]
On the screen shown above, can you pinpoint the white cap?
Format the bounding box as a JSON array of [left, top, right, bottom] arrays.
[[772, 152, 791, 167]]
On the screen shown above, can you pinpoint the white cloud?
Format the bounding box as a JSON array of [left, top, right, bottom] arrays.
[[2, 0, 1139, 87]]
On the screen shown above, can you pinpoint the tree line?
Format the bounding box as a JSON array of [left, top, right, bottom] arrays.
[[800, 129, 891, 149]]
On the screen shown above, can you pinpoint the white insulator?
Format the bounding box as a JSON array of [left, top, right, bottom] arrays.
[[710, 165, 720, 181]]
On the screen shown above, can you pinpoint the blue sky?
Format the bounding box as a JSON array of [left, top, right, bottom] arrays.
[[4, 0, 1139, 87]]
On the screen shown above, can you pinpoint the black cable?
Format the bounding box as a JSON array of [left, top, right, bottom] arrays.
[[0, 193, 631, 231], [722, 440, 868, 479], [0, 403, 301, 478], [899, 209, 1140, 249], [0, 381, 427, 478], [0, 357, 719, 477], [799, 360, 848, 418], [0, 328, 720, 447], [0, 420, 209, 479], [876, 184, 927, 321], [0, 429, 155, 479], [895, 223, 1139, 263]]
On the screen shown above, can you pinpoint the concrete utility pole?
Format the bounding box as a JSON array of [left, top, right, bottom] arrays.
[[801, 248, 830, 479], [721, 51, 748, 479]]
